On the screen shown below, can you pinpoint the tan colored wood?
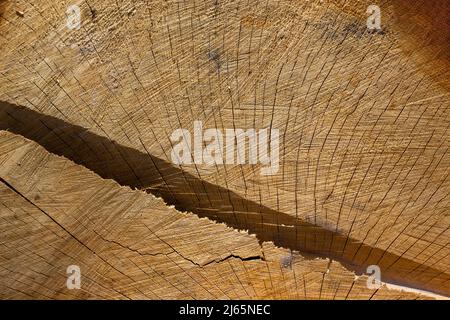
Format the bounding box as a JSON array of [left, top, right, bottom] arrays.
[[0, 130, 441, 299], [0, 0, 448, 297]]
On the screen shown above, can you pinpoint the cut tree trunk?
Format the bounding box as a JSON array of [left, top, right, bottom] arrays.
[[0, 0, 448, 298], [1, 130, 439, 299]]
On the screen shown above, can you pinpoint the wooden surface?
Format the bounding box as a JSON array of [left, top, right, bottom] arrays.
[[1, 130, 438, 299], [0, 0, 449, 298]]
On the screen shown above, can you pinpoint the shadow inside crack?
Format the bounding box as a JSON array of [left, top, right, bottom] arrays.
[[0, 101, 448, 296]]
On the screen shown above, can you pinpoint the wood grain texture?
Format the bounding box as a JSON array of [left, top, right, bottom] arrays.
[[0, 0, 448, 298], [1, 130, 439, 299]]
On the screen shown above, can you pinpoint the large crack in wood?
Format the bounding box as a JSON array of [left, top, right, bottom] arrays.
[[1, 175, 263, 268], [0, 0, 448, 299], [1, 101, 447, 296], [0, 129, 443, 299]]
